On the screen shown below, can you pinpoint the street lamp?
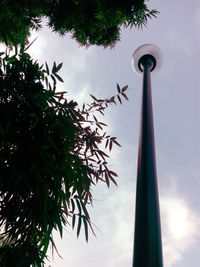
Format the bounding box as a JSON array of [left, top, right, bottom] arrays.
[[131, 44, 163, 267]]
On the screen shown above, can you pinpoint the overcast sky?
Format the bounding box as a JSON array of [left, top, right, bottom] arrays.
[[27, 1, 200, 266]]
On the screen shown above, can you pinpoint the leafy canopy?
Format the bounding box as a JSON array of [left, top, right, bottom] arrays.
[[0, 47, 128, 266], [0, 0, 158, 46]]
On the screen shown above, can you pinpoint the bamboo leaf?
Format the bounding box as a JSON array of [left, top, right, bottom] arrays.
[[90, 94, 98, 101], [109, 140, 113, 151], [80, 199, 90, 219], [105, 139, 109, 149], [51, 74, 56, 84], [96, 123, 103, 130], [55, 62, 63, 73], [117, 83, 121, 93], [122, 85, 128, 92], [57, 219, 63, 238], [72, 214, 76, 229], [71, 199, 75, 213], [54, 73, 64, 83], [117, 95, 122, 104], [77, 215, 82, 238], [105, 171, 110, 187], [83, 217, 89, 242], [109, 176, 118, 186], [52, 61, 57, 73], [45, 61, 49, 75], [93, 115, 98, 122], [122, 92, 129, 101], [76, 199, 82, 215], [109, 170, 118, 177], [113, 139, 121, 147], [98, 122, 107, 126]]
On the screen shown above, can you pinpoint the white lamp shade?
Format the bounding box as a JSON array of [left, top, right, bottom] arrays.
[[132, 44, 162, 75]]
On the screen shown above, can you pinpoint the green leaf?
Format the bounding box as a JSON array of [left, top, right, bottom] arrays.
[[52, 61, 57, 73], [54, 73, 64, 83], [113, 139, 121, 147], [122, 92, 129, 101], [105, 139, 109, 149], [90, 94, 98, 101], [55, 62, 63, 73], [77, 215, 82, 238], [93, 115, 98, 122], [117, 95, 122, 104], [109, 140, 113, 151], [71, 199, 75, 213], [80, 199, 90, 219], [105, 171, 110, 187], [45, 62, 49, 75], [51, 74, 56, 84], [109, 170, 118, 177], [108, 175, 118, 186], [72, 214, 76, 229], [83, 217, 89, 242], [76, 199, 82, 215], [122, 85, 128, 92], [57, 219, 63, 238], [117, 83, 121, 93]]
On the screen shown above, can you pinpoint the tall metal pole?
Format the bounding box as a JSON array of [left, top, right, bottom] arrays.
[[132, 46, 163, 267]]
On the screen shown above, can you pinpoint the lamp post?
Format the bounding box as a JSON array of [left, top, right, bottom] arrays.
[[131, 44, 163, 267]]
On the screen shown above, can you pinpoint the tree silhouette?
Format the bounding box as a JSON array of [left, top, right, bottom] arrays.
[[0, 47, 128, 266], [0, 0, 158, 46]]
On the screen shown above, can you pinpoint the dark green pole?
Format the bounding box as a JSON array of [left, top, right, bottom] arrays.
[[132, 55, 163, 267]]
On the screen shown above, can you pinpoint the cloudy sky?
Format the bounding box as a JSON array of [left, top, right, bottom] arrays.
[[27, 1, 200, 266]]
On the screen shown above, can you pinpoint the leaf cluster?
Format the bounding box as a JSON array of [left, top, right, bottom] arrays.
[[0, 0, 158, 47], [0, 49, 128, 266]]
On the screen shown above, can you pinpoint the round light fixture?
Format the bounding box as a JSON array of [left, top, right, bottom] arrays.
[[132, 44, 162, 75]]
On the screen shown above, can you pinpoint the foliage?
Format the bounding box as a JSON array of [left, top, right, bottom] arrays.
[[0, 0, 158, 47], [0, 48, 128, 266]]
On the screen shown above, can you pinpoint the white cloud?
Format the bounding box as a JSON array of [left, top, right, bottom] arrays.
[[161, 194, 200, 267]]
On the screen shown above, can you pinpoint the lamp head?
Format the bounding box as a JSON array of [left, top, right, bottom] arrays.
[[132, 44, 162, 75]]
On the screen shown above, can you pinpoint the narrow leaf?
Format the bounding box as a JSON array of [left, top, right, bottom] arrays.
[[117, 83, 121, 93], [54, 73, 64, 83], [98, 122, 107, 126], [96, 123, 103, 130], [122, 85, 128, 92], [109, 170, 118, 177], [117, 95, 122, 104], [51, 74, 56, 84], [52, 61, 57, 73], [55, 62, 63, 73], [77, 215, 82, 238], [105, 139, 109, 149], [113, 140, 121, 147], [122, 92, 129, 101], [72, 214, 76, 229], [90, 94, 98, 101], [109, 140, 113, 151], [105, 172, 110, 188], [93, 115, 98, 122], [80, 199, 90, 219], [109, 176, 118, 186], [83, 217, 89, 242], [76, 199, 82, 215], [71, 199, 75, 213], [45, 62, 49, 75]]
